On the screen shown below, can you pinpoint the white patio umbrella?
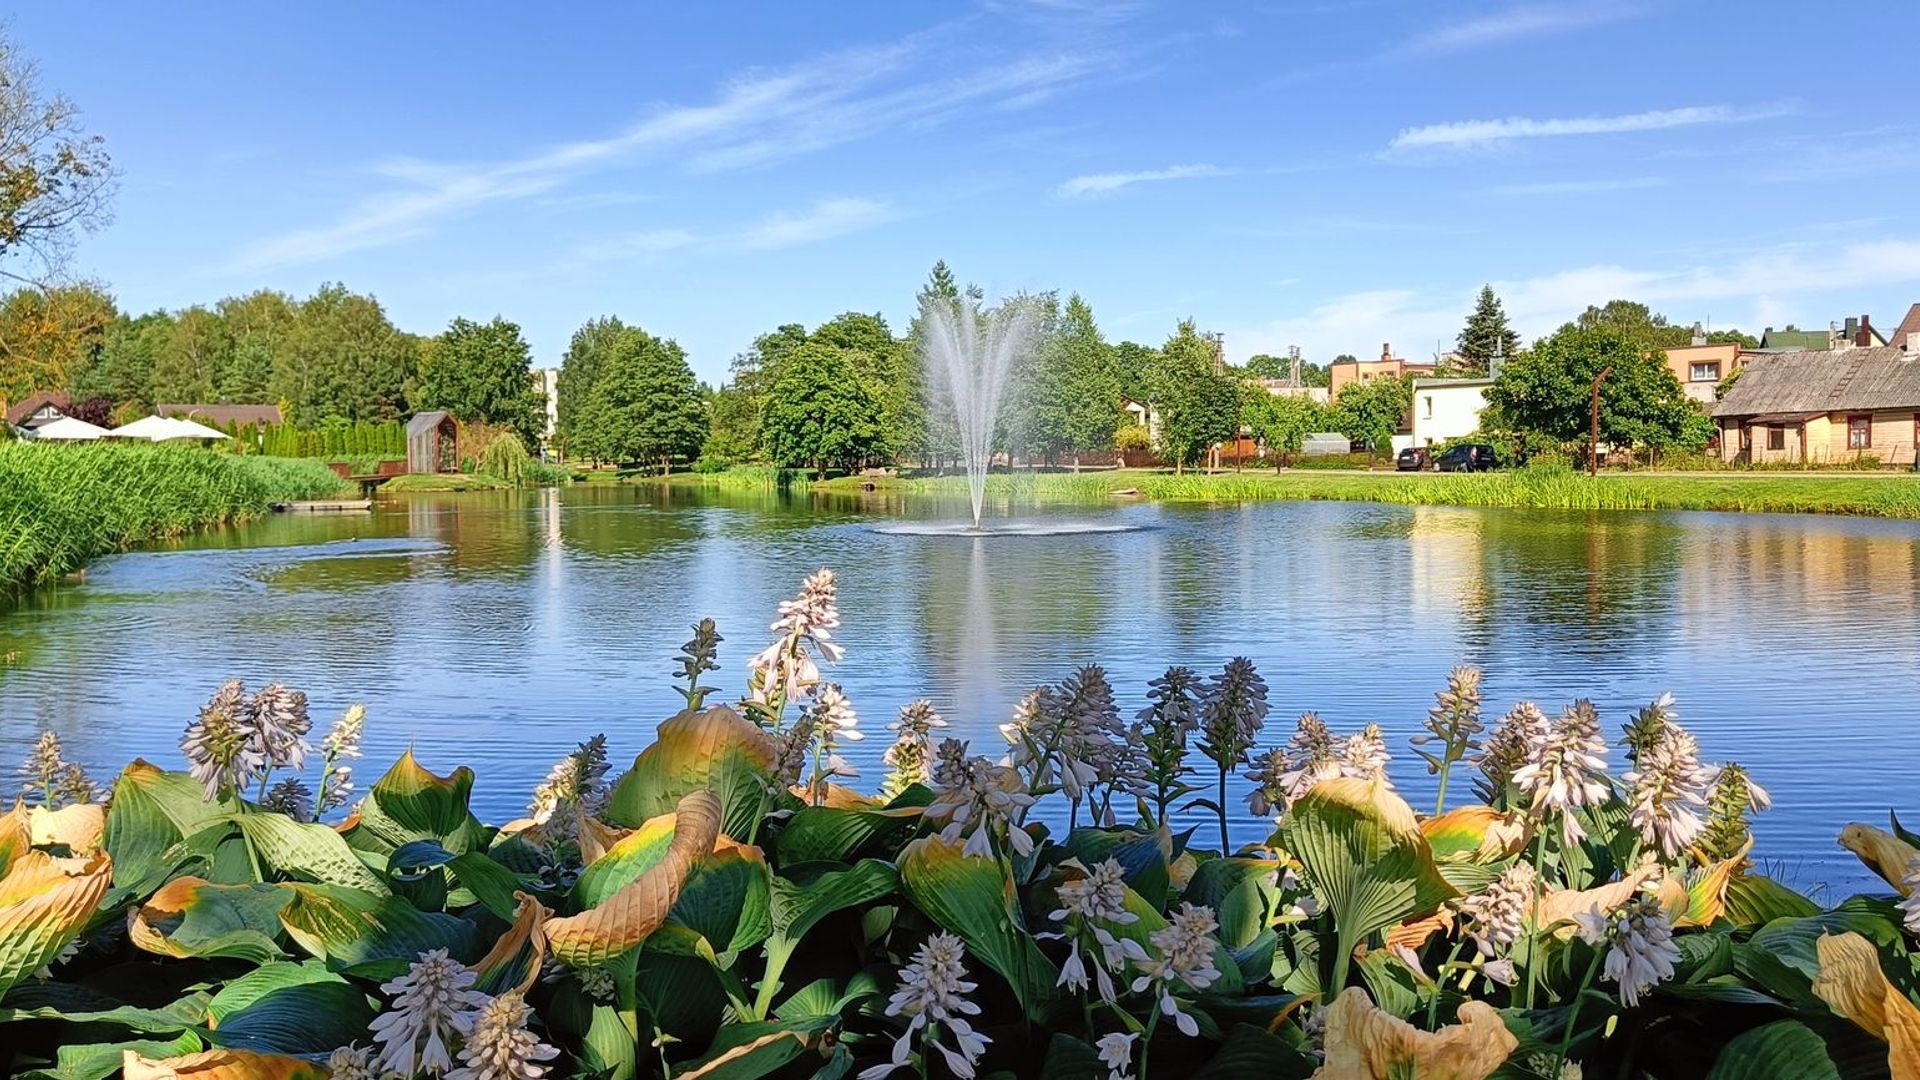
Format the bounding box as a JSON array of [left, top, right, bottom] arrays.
[[166, 417, 232, 440], [108, 415, 191, 440], [29, 415, 111, 440]]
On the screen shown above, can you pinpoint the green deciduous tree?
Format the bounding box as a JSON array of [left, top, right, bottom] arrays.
[[0, 30, 114, 286], [1152, 321, 1240, 472], [72, 308, 165, 409], [1484, 322, 1712, 462], [414, 316, 543, 446], [1452, 285, 1521, 377], [556, 315, 627, 456], [0, 282, 116, 403], [273, 283, 412, 423], [1243, 390, 1326, 468], [759, 340, 884, 474], [150, 305, 228, 404], [1330, 374, 1413, 456], [216, 290, 296, 403], [574, 327, 706, 471]]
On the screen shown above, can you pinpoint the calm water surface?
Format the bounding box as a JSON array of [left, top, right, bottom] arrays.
[[4, 485, 1917, 893]]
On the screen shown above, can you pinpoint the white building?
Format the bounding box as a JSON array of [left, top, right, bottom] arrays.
[[1410, 377, 1493, 447], [534, 368, 560, 446]]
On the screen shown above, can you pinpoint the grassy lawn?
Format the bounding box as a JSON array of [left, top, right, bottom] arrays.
[[786, 465, 1920, 518]]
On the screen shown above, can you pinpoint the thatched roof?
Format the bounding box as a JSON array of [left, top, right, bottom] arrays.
[[1714, 346, 1920, 418]]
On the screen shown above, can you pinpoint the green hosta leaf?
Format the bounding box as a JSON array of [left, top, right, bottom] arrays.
[[1038, 1033, 1104, 1080], [276, 882, 476, 976], [771, 859, 897, 944], [32, 1032, 204, 1080], [634, 934, 728, 1045], [582, 1000, 639, 1080], [205, 962, 375, 1054], [104, 763, 232, 898], [672, 1018, 835, 1080], [384, 839, 529, 921], [1724, 874, 1820, 926], [1277, 777, 1454, 990], [1705, 1019, 1841, 1080], [604, 705, 778, 839], [776, 804, 921, 865], [1063, 827, 1172, 909], [1184, 857, 1280, 950], [128, 876, 290, 963], [351, 750, 485, 854], [229, 813, 389, 894], [898, 836, 1056, 1023], [1189, 1022, 1317, 1080], [0, 984, 211, 1033], [670, 843, 773, 956]]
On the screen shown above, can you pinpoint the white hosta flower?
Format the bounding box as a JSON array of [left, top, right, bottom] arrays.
[[1512, 699, 1610, 845], [883, 700, 947, 798], [1474, 701, 1549, 802], [748, 568, 845, 711], [327, 1045, 379, 1080], [925, 739, 1035, 859], [1096, 1031, 1137, 1080], [249, 682, 312, 772], [1481, 957, 1518, 987], [180, 680, 265, 801], [1900, 861, 1920, 936], [1129, 903, 1222, 1037], [1458, 861, 1535, 958], [1338, 723, 1391, 783], [1528, 1053, 1584, 1080], [860, 932, 990, 1080], [528, 735, 610, 833], [1571, 893, 1681, 1008], [447, 990, 559, 1080], [263, 778, 315, 823], [1050, 859, 1145, 1002], [1002, 686, 1100, 803], [1623, 724, 1709, 861], [368, 948, 490, 1077], [1197, 658, 1269, 769], [1050, 858, 1136, 925], [1279, 712, 1342, 804]]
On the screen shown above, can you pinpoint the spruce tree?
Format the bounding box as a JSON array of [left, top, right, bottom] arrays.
[[1454, 285, 1521, 376]]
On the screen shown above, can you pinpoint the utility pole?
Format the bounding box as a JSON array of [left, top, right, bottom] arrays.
[[1589, 365, 1613, 477]]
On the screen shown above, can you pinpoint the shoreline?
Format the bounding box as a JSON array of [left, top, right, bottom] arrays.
[[629, 465, 1920, 519]]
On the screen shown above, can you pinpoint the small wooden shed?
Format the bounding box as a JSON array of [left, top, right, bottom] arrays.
[[406, 411, 459, 474]]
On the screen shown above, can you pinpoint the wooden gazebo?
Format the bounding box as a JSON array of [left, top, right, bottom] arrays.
[[406, 411, 458, 473]]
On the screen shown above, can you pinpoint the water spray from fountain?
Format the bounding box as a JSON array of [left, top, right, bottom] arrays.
[[918, 288, 1043, 530]]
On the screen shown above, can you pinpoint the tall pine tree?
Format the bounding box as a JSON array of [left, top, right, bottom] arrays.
[[1453, 285, 1521, 377]]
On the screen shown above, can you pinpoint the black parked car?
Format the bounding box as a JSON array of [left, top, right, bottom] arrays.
[[1435, 443, 1498, 472], [1395, 447, 1430, 471]]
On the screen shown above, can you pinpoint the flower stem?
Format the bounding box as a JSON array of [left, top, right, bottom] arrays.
[[1426, 939, 1467, 1030], [1524, 828, 1549, 1010], [1216, 763, 1230, 855], [1432, 765, 1453, 819], [1555, 950, 1604, 1075], [1138, 1006, 1162, 1080]]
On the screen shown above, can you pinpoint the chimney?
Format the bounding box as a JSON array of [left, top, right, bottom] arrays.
[[1856, 314, 1873, 347], [1380, 342, 1392, 362], [1690, 322, 1706, 347], [1828, 322, 1842, 351]]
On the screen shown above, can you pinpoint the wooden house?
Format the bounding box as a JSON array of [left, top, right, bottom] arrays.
[[1713, 345, 1920, 465], [406, 411, 459, 473]]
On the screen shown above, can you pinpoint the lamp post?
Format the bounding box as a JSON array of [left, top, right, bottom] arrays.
[[1589, 365, 1613, 477]]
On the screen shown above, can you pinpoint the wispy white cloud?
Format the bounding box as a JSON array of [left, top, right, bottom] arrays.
[[1488, 176, 1668, 196], [225, 31, 1115, 272], [1056, 163, 1226, 198], [571, 198, 897, 265], [1222, 238, 1920, 364], [1390, 104, 1788, 151], [1396, 3, 1643, 56]]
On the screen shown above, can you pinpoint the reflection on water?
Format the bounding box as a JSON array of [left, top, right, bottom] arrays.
[[4, 485, 1918, 891]]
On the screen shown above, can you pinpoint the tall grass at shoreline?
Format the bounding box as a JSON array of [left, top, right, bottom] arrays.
[[0, 442, 351, 590], [825, 463, 1920, 517]]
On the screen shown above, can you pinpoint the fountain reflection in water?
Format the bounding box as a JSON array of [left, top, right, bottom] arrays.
[[918, 288, 1042, 530]]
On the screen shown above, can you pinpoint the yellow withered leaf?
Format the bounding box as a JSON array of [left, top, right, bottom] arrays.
[[576, 808, 632, 864], [1534, 865, 1684, 938], [29, 802, 105, 853], [1812, 932, 1920, 1080], [1839, 824, 1920, 895], [0, 801, 29, 875], [1312, 986, 1516, 1080], [474, 890, 549, 995], [1420, 805, 1529, 863], [545, 790, 722, 967], [1679, 836, 1753, 928], [0, 849, 112, 993], [122, 1049, 328, 1080]]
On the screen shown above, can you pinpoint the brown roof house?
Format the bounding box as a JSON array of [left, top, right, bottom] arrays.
[[4, 390, 71, 430], [1328, 343, 1436, 396], [157, 403, 283, 428], [1713, 344, 1920, 465]]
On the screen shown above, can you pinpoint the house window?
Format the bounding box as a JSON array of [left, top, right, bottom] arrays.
[[1690, 362, 1721, 382], [1848, 415, 1872, 450], [1767, 426, 1785, 451], [1424, 395, 1433, 418]]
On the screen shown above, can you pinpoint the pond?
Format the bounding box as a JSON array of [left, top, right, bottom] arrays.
[[4, 483, 1917, 893]]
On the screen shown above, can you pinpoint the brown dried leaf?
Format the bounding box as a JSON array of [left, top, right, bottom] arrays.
[[1839, 824, 1920, 895], [545, 790, 722, 967], [0, 849, 112, 994], [29, 802, 105, 853], [474, 890, 549, 996], [1311, 986, 1516, 1080], [122, 1049, 328, 1080], [576, 808, 632, 864]]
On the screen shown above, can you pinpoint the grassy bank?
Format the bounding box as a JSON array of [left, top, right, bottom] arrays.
[[809, 465, 1920, 517], [627, 464, 816, 490], [379, 471, 516, 492], [0, 442, 352, 591]]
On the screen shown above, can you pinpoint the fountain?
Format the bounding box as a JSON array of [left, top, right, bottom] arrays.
[[917, 291, 1041, 530]]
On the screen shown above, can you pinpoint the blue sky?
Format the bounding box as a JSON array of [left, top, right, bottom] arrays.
[[14, 1, 1920, 379]]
